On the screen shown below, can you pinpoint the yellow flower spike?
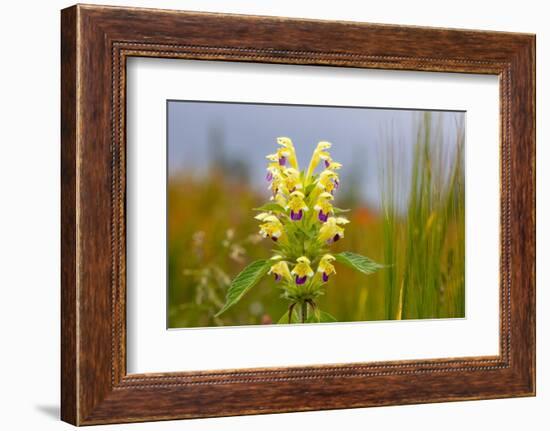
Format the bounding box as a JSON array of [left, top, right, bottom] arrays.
[[318, 254, 336, 282], [214, 137, 385, 322], [316, 169, 340, 193], [318, 217, 345, 244], [305, 141, 332, 183], [282, 167, 303, 193], [291, 256, 314, 285], [286, 191, 309, 221], [268, 261, 292, 283], [259, 215, 285, 243], [276, 137, 299, 169], [314, 192, 334, 222]]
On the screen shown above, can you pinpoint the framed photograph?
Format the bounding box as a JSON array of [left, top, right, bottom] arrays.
[[61, 4, 535, 425]]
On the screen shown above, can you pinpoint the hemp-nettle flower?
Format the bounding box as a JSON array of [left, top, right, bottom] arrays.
[[286, 191, 309, 221], [291, 256, 314, 285], [272, 192, 287, 208], [268, 261, 292, 282], [267, 146, 291, 167], [334, 217, 350, 225], [318, 254, 336, 282], [314, 192, 334, 222], [259, 215, 284, 242], [254, 212, 271, 221], [316, 169, 340, 193], [318, 217, 346, 243], [265, 161, 281, 183], [282, 167, 302, 193], [269, 169, 288, 196], [276, 137, 299, 169], [326, 160, 343, 170], [306, 141, 332, 182]]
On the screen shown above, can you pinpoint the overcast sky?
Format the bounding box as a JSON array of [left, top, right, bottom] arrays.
[[168, 100, 464, 210]]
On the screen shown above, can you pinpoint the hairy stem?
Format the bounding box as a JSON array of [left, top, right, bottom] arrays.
[[301, 301, 308, 323]]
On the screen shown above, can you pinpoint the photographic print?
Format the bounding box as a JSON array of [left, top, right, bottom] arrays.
[[167, 101, 465, 328], [60, 7, 535, 422]]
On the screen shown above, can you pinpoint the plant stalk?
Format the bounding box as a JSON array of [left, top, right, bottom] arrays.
[[301, 301, 308, 323]]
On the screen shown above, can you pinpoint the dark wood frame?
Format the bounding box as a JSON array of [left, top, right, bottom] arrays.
[[61, 4, 536, 426]]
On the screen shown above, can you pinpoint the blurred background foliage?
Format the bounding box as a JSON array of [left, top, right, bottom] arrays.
[[168, 111, 465, 328]]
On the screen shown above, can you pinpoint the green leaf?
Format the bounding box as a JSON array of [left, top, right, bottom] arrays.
[[304, 182, 317, 196], [296, 225, 316, 239], [306, 310, 337, 323], [318, 310, 337, 322], [333, 207, 351, 214], [253, 203, 286, 213], [334, 251, 383, 275], [277, 308, 300, 324], [215, 260, 270, 316], [306, 307, 320, 323]]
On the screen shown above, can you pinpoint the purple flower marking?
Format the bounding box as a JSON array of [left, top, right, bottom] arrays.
[[318, 210, 329, 222], [333, 178, 339, 190], [278, 156, 287, 166], [290, 209, 303, 221], [266, 171, 273, 182], [326, 233, 341, 245], [274, 273, 281, 282], [271, 236, 278, 242], [322, 272, 329, 282], [324, 159, 330, 168], [295, 275, 307, 285]]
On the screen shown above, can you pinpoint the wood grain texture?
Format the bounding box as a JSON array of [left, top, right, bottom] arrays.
[[60, 4, 536, 425], [60, 5, 78, 425]]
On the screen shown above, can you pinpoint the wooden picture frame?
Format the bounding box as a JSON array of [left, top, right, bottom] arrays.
[[61, 4, 535, 425]]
